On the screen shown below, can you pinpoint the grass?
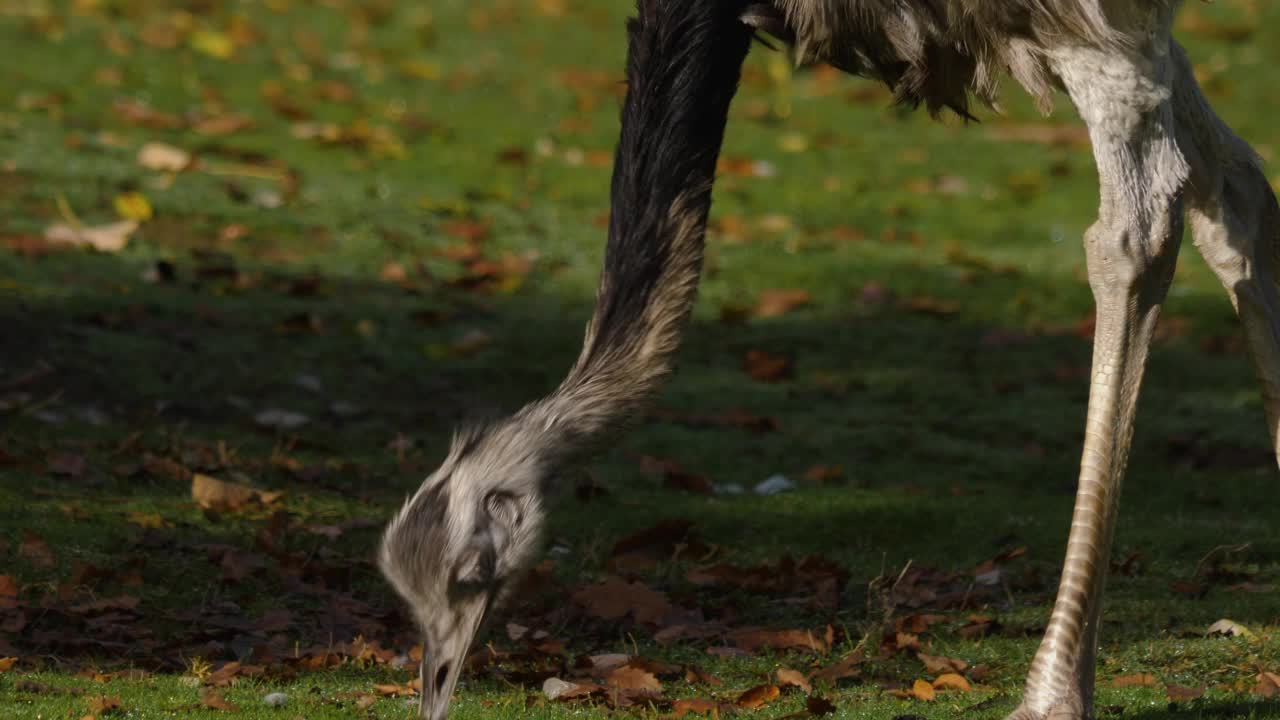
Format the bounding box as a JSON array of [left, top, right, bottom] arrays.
[[3, 0, 1280, 718]]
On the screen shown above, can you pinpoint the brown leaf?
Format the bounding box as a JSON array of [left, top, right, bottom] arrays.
[[911, 678, 936, 701], [88, 695, 124, 714], [728, 627, 830, 654], [374, 682, 419, 697], [743, 349, 794, 382], [917, 653, 968, 675], [806, 696, 838, 716], [810, 650, 863, 685], [932, 673, 971, 692], [20, 531, 55, 568], [1254, 672, 1280, 698], [755, 289, 811, 319], [777, 667, 812, 694], [192, 473, 279, 512], [0, 657, 17, 672], [1166, 684, 1206, 703], [1110, 673, 1157, 688], [45, 220, 138, 252], [137, 142, 191, 172], [199, 688, 239, 711], [0, 575, 16, 609], [571, 576, 675, 625], [606, 666, 662, 694], [736, 684, 781, 710], [671, 698, 721, 717]]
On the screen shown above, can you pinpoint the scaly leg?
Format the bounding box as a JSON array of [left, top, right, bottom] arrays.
[[1171, 42, 1280, 464], [1008, 16, 1188, 720]]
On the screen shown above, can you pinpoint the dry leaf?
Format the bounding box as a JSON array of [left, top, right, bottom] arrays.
[[810, 650, 863, 685], [571, 576, 675, 626], [20, 531, 55, 568], [113, 192, 153, 221], [606, 666, 661, 694], [199, 688, 239, 711], [755, 289, 811, 319], [736, 684, 780, 710], [1206, 618, 1256, 640], [0, 575, 16, 609], [191, 473, 280, 512], [671, 698, 720, 717], [805, 696, 838, 716], [137, 142, 191, 172], [45, 220, 137, 252], [87, 695, 124, 714], [0, 657, 17, 672], [743, 349, 794, 382], [918, 653, 968, 674], [1110, 673, 1157, 688], [728, 627, 830, 654], [1254, 672, 1280, 698], [777, 667, 812, 694], [373, 682, 418, 697], [932, 673, 971, 692], [911, 679, 936, 701], [1166, 684, 1206, 703]]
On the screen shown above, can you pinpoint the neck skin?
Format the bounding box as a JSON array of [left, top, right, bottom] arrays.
[[522, 1, 755, 462]]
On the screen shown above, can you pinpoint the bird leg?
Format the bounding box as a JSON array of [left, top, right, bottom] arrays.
[[1172, 42, 1280, 465], [1009, 30, 1187, 720]]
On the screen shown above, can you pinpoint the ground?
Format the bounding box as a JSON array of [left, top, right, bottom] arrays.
[[2, 0, 1280, 718]]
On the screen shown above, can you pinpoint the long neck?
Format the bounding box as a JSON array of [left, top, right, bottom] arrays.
[[527, 0, 754, 452]]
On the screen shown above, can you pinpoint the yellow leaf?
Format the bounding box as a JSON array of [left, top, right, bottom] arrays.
[[190, 30, 234, 59], [113, 192, 153, 221], [932, 673, 972, 692], [125, 511, 169, 528], [911, 679, 936, 701]]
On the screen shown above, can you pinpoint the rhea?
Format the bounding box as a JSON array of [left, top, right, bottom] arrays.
[[380, 1, 1279, 718]]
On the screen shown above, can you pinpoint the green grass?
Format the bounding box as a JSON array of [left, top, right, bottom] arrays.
[[3, 0, 1280, 718]]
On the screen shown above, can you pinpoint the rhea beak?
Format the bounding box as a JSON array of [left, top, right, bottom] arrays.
[[418, 592, 494, 720]]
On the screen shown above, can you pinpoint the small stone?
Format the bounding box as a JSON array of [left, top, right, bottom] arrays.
[[754, 475, 796, 495], [542, 677, 578, 700], [263, 692, 288, 706]]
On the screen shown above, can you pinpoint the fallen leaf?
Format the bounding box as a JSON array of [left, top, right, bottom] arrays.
[[1254, 672, 1280, 698], [606, 666, 661, 694], [192, 473, 280, 512], [805, 696, 838, 716], [87, 695, 124, 714], [137, 142, 191, 172], [743, 349, 794, 382], [0, 575, 16, 609], [736, 684, 780, 710], [671, 698, 721, 717], [1206, 618, 1256, 640], [728, 626, 830, 654], [571, 576, 675, 625], [373, 682, 418, 697], [932, 673, 971, 692], [810, 651, 863, 685], [918, 653, 968, 674], [911, 679, 936, 701], [755, 289, 811, 319], [1166, 684, 1206, 703], [45, 220, 137, 252], [0, 657, 17, 672], [113, 192, 153, 221], [777, 667, 812, 694], [20, 531, 55, 568], [1110, 673, 1157, 688], [200, 688, 239, 711]]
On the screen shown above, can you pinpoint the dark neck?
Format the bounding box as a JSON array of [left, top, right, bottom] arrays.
[[531, 0, 753, 453]]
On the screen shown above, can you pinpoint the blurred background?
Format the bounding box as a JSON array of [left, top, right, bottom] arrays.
[[2, 1, 1280, 718]]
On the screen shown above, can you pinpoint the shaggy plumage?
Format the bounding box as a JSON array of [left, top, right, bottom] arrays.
[[751, 0, 1172, 115]]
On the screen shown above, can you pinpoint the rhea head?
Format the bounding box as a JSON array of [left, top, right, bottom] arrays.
[[378, 414, 551, 720]]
